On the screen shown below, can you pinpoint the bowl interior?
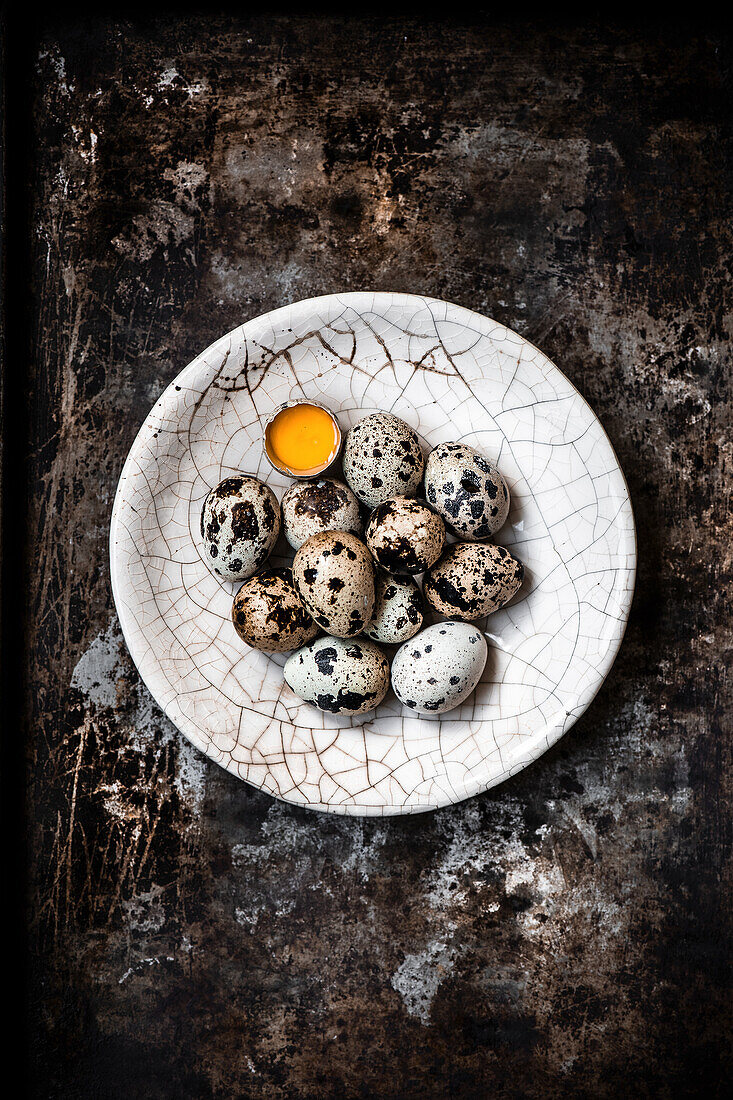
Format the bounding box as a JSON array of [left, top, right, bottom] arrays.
[[110, 292, 635, 814]]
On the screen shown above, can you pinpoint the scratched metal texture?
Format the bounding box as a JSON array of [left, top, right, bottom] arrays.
[[27, 17, 731, 1099]]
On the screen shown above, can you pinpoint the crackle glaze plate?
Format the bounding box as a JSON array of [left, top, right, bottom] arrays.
[[110, 292, 636, 815]]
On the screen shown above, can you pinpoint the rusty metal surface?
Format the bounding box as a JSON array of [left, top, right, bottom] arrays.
[[24, 16, 731, 1098]]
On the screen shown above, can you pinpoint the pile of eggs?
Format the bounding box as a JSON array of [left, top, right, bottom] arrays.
[[199, 409, 524, 717]]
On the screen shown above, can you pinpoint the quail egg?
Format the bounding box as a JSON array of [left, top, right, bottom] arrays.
[[425, 442, 510, 540], [292, 531, 375, 637], [366, 496, 445, 575], [364, 571, 424, 645], [284, 636, 390, 715], [343, 412, 424, 507], [200, 475, 280, 581], [281, 477, 362, 550], [423, 542, 524, 621], [232, 568, 318, 653], [391, 621, 488, 715]]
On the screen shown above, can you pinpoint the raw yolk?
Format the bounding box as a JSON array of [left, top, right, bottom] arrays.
[[266, 404, 339, 474]]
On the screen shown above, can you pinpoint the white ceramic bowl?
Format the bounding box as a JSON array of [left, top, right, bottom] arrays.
[[110, 292, 636, 815]]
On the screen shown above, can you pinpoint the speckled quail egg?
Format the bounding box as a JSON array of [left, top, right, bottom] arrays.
[[391, 621, 488, 715], [364, 572, 424, 645], [423, 542, 524, 621], [281, 477, 362, 550], [343, 412, 424, 507], [366, 496, 446, 575], [231, 568, 318, 653], [425, 442, 510, 540], [284, 636, 390, 715], [200, 475, 281, 581], [292, 531, 375, 637]]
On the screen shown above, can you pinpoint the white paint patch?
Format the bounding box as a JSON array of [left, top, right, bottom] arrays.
[[234, 800, 389, 879], [173, 737, 208, 807], [157, 66, 179, 89], [118, 955, 174, 984], [340, 823, 389, 880], [156, 67, 208, 97], [71, 126, 98, 163], [71, 619, 208, 810], [112, 201, 195, 261], [230, 804, 390, 929], [71, 619, 123, 708], [163, 161, 210, 206], [234, 905, 262, 928], [97, 780, 142, 831], [38, 49, 73, 95], [209, 253, 310, 305], [425, 801, 515, 909], [391, 939, 457, 1024]]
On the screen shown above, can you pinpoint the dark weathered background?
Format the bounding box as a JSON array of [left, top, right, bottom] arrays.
[[17, 15, 732, 1098]]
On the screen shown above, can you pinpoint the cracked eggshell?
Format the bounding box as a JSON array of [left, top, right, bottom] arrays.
[[425, 442, 510, 540], [391, 621, 488, 715], [343, 412, 424, 507], [282, 477, 362, 550], [366, 496, 446, 574], [292, 530, 375, 638], [200, 475, 281, 581], [231, 567, 318, 653], [424, 542, 524, 621], [364, 571, 424, 644], [284, 636, 390, 715]]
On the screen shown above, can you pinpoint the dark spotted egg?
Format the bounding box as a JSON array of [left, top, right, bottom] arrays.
[[343, 412, 424, 507], [284, 636, 390, 715], [366, 496, 445, 575], [423, 542, 524, 621], [292, 531, 375, 638], [200, 475, 280, 581], [364, 571, 424, 645], [424, 442, 510, 540], [282, 477, 362, 550], [232, 568, 318, 653], [391, 621, 488, 715]]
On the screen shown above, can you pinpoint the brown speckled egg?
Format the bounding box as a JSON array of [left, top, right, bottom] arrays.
[[231, 568, 318, 653], [366, 496, 445, 574], [200, 475, 280, 581], [343, 412, 424, 507], [364, 571, 424, 644], [284, 636, 390, 715], [425, 442, 510, 540], [423, 542, 524, 621], [282, 478, 362, 550], [292, 531, 375, 638]]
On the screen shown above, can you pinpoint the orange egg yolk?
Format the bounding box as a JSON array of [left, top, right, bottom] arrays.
[[265, 404, 339, 475]]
